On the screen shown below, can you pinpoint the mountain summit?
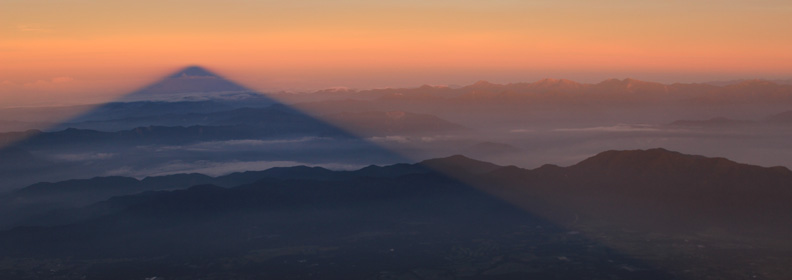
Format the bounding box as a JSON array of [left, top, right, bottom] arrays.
[[168, 65, 220, 78], [129, 66, 249, 99]]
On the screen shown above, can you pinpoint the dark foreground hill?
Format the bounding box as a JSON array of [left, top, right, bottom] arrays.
[[0, 163, 433, 229], [0, 149, 791, 279], [483, 148, 792, 236], [0, 173, 670, 280]]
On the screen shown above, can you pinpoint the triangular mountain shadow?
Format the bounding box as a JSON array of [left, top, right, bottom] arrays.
[[0, 66, 684, 278], [0, 66, 409, 190]]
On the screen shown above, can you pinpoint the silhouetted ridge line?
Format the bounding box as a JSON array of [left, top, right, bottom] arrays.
[[572, 148, 792, 175], [419, 154, 503, 174]]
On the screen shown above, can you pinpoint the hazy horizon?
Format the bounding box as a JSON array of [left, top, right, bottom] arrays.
[[3, 0, 792, 107], [2, 68, 791, 108]]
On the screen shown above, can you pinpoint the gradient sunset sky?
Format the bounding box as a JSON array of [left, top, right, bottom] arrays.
[[2, 0, 791, 106]]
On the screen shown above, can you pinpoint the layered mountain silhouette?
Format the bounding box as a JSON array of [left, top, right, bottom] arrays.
[[42, 107, 465, 135], [289, 78, 792, 103], [283, 77, 792, 133], [322, 111, 467, 136], [0, 162, 436, 228], [0, 148, 789, 279], [0, 147, 47, 169]]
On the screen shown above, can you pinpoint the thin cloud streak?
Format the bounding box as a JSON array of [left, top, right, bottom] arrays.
[[16, 24, 52, 32]]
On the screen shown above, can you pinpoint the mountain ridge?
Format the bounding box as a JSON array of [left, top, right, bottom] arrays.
[[1, 148, 790, 279], [6, 148, 791, 235]]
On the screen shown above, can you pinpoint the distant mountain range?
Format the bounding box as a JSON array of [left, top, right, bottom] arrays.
[[322, 111, 467, 136], [284, 78, 792, 130], [1, 124, 343, 149], [45, 106, 466, 136], [0, 110, 465, 155], [287, 78, 792, 104], [4, 72, 792, 136], [6, 75, 792, 126], [669, 109, 792, 128], [705, 78, 792, 87]]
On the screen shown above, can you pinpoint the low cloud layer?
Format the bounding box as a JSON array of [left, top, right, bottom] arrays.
[[51, 152, 116, 162], [553, 124, 662, 133], [156, 137, 331, 152], [107, 160, 364, 178]]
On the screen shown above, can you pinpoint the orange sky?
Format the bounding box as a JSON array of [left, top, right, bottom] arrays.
[[1, 0, 791, 107]]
